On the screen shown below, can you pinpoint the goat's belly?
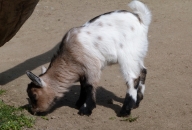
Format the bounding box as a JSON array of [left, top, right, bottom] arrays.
[[99, 51, 117, 66], [105, 54, 117, 65], [95, 43, 118, 67]]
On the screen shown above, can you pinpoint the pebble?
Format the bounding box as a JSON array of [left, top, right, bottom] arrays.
[[51, 116, 56, 119]]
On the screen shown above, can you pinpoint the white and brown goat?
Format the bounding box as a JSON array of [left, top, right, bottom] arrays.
[[26, 0, 151, 116]]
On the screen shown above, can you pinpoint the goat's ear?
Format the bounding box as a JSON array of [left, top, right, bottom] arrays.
[[26, 71, 43, 87], [41, 66, 47, 74]]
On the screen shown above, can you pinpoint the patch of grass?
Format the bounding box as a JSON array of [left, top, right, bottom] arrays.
[[109, 117, 116, 120], [0, 89, 6, 95], [120, 116, 139, 122], [0, 100, 35, 130], [41, 116, 49, 120]]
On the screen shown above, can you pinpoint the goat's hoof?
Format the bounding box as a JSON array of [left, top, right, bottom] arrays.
[[119, 109, 131, 117], [134, 102, 140, 109], [75, 100, 84, 109], [78, 106, 92, 116]]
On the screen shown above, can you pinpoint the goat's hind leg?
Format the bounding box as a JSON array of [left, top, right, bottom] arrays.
[[136, 68, 147, 108], [119, 77, 140, 116]]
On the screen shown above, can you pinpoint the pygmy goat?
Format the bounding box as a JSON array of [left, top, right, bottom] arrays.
[[26, 0, 151, 116]]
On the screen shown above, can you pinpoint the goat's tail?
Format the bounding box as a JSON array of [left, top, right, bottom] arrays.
[[129, 0, 152, 26]]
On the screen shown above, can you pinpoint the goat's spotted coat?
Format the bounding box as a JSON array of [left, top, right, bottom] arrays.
[[26, 0, 151, 116]]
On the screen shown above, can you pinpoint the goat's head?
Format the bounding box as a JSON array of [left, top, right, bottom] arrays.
[[26, 67, 56, 114]]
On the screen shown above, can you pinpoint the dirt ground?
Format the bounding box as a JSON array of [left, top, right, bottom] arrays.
[[0, 0, 192, 130]]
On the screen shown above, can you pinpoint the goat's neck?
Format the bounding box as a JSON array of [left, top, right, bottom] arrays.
[[42, 56, 82, 93]]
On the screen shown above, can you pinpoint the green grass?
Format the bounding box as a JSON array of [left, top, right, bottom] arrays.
[[120, 115, 139, 122], [0, 89, 6, 95], [109, 117, 116, 120], [41, 116, 49, 120], [0, 90, 35, 130]]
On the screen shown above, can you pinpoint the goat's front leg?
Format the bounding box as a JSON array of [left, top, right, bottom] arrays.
[[76, 77, 87, 109], [119, 77, 140, 117], [78, 78, 96, 116]]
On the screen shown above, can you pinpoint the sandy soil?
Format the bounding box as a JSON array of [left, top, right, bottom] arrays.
[[0, 0, 192, 130]]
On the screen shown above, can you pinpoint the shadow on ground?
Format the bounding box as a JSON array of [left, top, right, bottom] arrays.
[[0, 43, 60, 85], [23, 85, 124, 116]]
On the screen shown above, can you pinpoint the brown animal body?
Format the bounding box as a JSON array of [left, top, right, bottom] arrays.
[[0, 0, 39, 47]]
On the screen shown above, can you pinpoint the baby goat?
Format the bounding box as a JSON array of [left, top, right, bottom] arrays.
[[26, 0, 151, 116]]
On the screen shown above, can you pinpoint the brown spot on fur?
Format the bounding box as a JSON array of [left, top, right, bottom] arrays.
[[98, 22, 103, 27], [140, 68, 147, 84], [107, 23, 112, 26], [87, 31, 91, 35], [131, 26, 134, 31], [97, 36, 102, 41], [123, 33, 126, 38], [134, 77, 140, 89], [94, 43, 99, 48], [120, 43, 123, 48]]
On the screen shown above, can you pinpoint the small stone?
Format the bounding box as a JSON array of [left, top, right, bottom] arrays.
[[51, 116, 56, 119]]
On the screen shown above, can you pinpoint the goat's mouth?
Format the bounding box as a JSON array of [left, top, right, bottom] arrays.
[[30, 107, 50, 116], [26, 97, 58, 116], [26, 98, 35, 114], [26, 98, 48, 115]]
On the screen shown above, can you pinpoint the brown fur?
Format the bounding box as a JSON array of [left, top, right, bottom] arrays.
[[27, 28, 100, 113], [140, 68, 147, 84], [107, 23, 112, 26], [131, 26, 134, 31], [86, 31, 91, 35], [97, 36, 102, 41], [27, 83, 56, 113], [120, 43, 123, 48]]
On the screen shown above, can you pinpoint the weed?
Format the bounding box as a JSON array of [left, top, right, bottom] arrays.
[[41, 116, 49, 120], [0, 99, 35, 130], [0, 89, 6, 95], [120, 116, 139, 122], [109, 117, 116, 120]]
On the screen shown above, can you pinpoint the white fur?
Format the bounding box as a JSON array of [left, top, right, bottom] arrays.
[[139, 81, 145, 94], [84, 103, 87, 108], [40, 77, 47, 87], [74, 1, 151, 101], [127, 88, 137, 102], [129, 0, 152, 26], [41, 66, 47, 74], [26, 1, 151, 114]]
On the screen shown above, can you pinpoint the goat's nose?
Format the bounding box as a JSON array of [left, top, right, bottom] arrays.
[[31, 107, 38, 115]]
